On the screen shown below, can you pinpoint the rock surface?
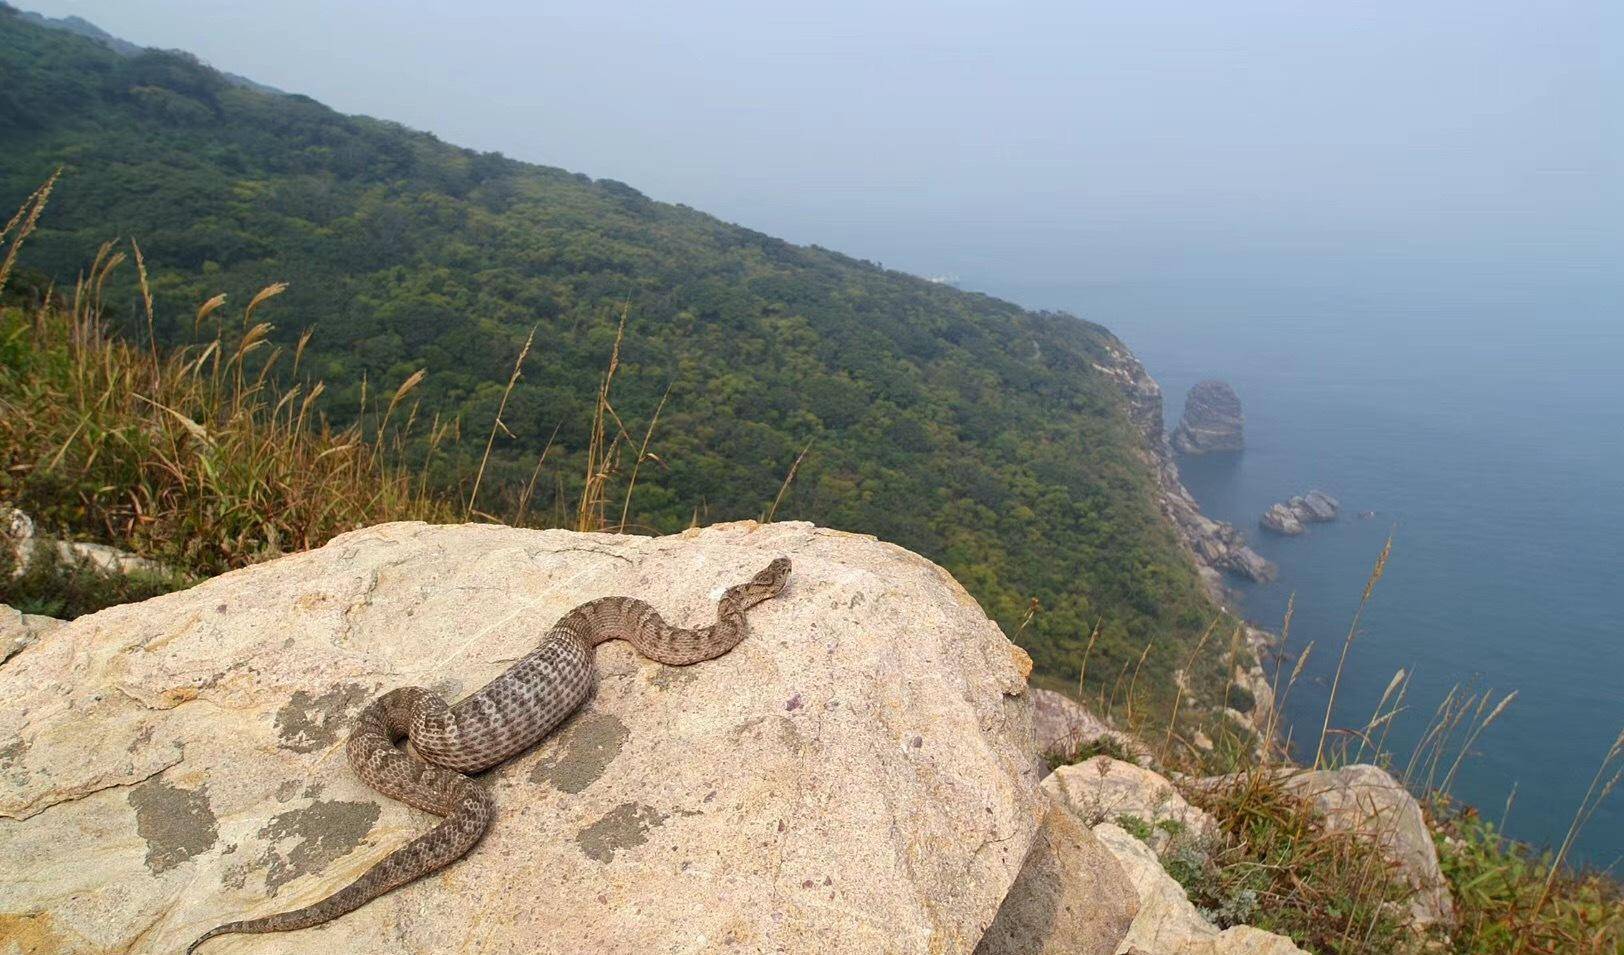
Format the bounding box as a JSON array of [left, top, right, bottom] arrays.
[[1045, 758, 1217, 853], [1229, 638, 1277, 740], [1089, 348, 1274, 591], [0, 520, 1068, 954], [1093, 823, 1307, 955], [976, 792, 1138, 955], [1170, 382, 1245, 456], [1, 602, 62, 666], [1031, 689, 1151, 766], [1282, 765, 1454, 930]]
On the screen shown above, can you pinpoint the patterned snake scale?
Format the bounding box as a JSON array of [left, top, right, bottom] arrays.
[[189, 557, 791, 952]]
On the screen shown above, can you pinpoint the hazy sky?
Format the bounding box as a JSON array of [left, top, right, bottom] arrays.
[[18, 0, 1619, 291]]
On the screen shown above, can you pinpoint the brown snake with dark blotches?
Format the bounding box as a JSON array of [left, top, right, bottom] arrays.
[[189, 557, 791, 952]]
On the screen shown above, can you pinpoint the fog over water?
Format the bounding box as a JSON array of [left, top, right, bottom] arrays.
[[21, 0, 1622, 858]]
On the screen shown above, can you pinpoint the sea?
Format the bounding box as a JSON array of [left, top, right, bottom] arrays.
[[995, 274, 1623, 868]]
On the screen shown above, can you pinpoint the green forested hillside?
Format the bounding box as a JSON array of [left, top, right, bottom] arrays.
[[0, 7, 1221, 699]]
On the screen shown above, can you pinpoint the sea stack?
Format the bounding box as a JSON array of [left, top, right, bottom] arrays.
[[1171, 380, 1244, 455]]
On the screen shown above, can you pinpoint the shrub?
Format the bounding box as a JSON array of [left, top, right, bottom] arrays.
[[0, 540, 191, 619], [1434, 800, 1624, 954]]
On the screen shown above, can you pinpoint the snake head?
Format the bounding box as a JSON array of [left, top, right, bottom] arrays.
[[754, 557, 792, 596]]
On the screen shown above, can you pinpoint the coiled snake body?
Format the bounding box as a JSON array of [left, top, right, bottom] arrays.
[[190, 557, 791, 952]]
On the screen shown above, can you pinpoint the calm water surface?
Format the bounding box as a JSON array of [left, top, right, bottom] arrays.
[[999, 276, 1622, 866]]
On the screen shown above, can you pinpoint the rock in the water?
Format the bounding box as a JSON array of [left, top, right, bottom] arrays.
[[1259, 504, 1304, 536], [1170, 381, 1244, 456], [1, 602, 62, 666], [0, 520, 1072, 954], [1044, 758, 1217, 854], [1261, 490, 1340, 536], [977, 792, 1139, 955], [1291, 490, 1339, 523], [1282, 765, 1454, 930], [1092, 823, 1307, 955]]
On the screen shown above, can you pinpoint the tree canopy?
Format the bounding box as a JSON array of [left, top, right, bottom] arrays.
[[0, 6, 1224, 701]]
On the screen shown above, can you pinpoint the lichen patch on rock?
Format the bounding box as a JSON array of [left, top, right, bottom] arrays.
[[255, 799, 382, 893], [528, 710, 630, 794], [127, 776, 218, 874], [576, 801, 669, 863], [273, 684, 369, 754]]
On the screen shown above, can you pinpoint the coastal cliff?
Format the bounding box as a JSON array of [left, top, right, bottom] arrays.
[[1090, 342, 1275, 593]]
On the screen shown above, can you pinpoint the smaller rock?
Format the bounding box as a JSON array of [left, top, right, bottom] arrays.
[[1259, 504, 1304, 536], [3, 507, 34, 544], [1032, 690, 1154, 767], [1, 603, 63, 666], [1260, 490, 1340, 536], [1093, 823, 1308, 955], [977, 792, 1139, 955], [1282, 765, 1454, 930], [1045, 757, 1218, 853], [2, 505, 168, 578], [1230, 659, 1275, 736]]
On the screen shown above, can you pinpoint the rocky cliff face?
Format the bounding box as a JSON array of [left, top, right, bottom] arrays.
[[0, 519, 1141, 955], [1091, 344, 1275, 592], [1170, 381, 1245, 455]]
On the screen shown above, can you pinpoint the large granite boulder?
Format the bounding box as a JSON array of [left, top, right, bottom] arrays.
[[1170, 382, 1244, 456], [0, 520, 1085, 954]]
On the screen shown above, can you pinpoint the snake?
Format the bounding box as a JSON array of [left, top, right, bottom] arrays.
[[189, 557, 791, 952]]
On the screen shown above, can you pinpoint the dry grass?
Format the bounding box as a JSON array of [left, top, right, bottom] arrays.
[[762, 439, 812, 524], [0, 181, 673, 584], [468, 327, 534, 520], [1179, 768, 1417, 952], [1315, 531, 1392, 768], [0, 187, 456, 575]]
